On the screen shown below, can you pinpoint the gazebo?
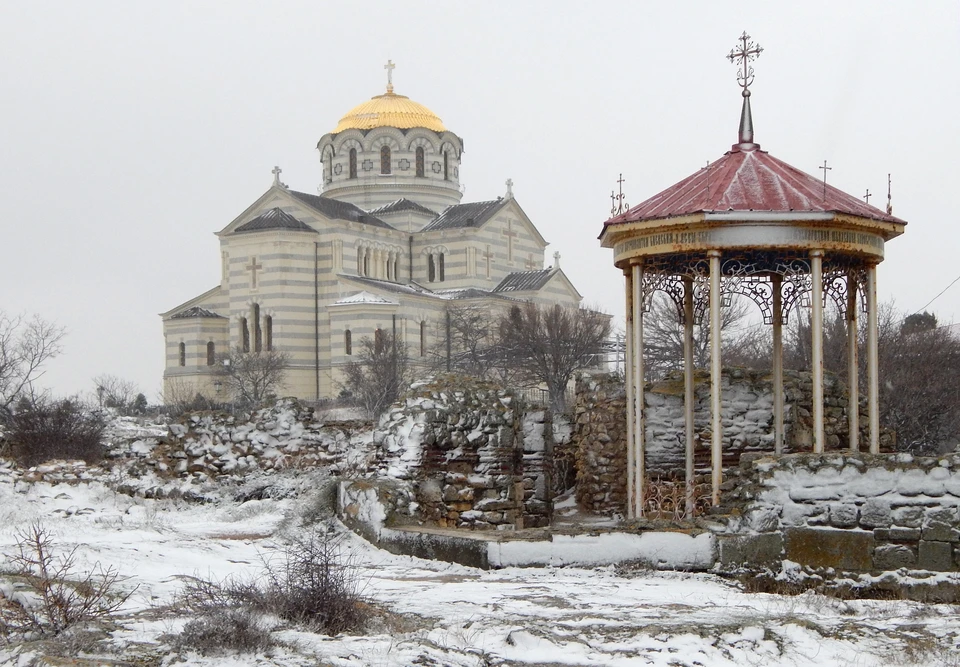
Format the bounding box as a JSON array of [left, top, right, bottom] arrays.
[[598, 33, 907, 519]]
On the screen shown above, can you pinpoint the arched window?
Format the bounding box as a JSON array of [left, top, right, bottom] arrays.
[[178, 342, 186, 367], [252, 304, 262, 352], [324, 156, 332, 184], [420, 321, 426, 357], [349, 148, 357, 179], [375, 328, 384, 354], [380, 146, 391, 174], [240, 317, 250, 352], [428, 254, 436, 282], [415, 147, 425, 177], [206, 341, 215, 366], [443, 152, 449, 181], [438, 253, 445, 282], [264, 316, 273, 351], [344, 329, 352, 356]]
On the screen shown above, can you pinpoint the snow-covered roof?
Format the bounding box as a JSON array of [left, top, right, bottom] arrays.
[[331, 290, 399, 306]]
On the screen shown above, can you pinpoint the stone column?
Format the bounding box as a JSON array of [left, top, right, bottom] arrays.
[[683, 276, 695, 518], [772, 274, 784, 455], [624, 267, 635, 519], [810, 250, 825, 453], [631, 261, 645, 518], [847, 272, 860, 451], [708, 250, 722, 505], [867, 263, 880, 454]]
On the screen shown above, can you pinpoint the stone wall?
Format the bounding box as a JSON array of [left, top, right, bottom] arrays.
[[720, 452, 960, 574], [378, 376, 553, 530], [573, 369, 885, 515]]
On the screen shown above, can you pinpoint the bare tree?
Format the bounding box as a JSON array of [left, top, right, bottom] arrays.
[[340, 333, 411, 419], [641, 293, 767, 379], [92, 374, 140, 411], [0, 313, 65, 412], [428, 304, 520, 385], [498, 302, 611, 412], [216, 347, 289, 407], [878, 310, 960, 453]]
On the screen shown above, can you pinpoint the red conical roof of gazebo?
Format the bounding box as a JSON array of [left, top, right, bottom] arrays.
[[604, 144, 905, 228]]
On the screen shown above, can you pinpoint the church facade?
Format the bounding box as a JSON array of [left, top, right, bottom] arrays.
[[161, 67, 584, 402]]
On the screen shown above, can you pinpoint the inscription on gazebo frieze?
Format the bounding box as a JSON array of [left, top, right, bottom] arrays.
[[614, 224, 885, 265]]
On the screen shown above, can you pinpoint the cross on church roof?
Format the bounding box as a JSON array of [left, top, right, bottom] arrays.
[[505, 178, 514, 199], [818, 160, 832, 200], [384, 59, 395, 94]]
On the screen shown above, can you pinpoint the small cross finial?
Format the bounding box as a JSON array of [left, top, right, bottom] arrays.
[[886, 173, 893, 215], [727, 31, 763, 147], [384, 59, 395, 94], [611, 173, 628, 215], [863, 189, 872, 205], [505, 178, 514, 198], [818, 160, 832, 200], [272, 165, 282, 187], [553, 251, 561, 268]]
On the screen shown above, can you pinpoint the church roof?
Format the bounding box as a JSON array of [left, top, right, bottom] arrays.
[[604, 144, 906, 228], [434, 287, 520, 301], [368, 198, 437, 217], [332, 91, 446, 133], [422, 199, 505, 232], [331, 290, 399, 306], [493, 269, 557, 293], [288, 190, 394, 229], [234, 207, 316, 234], [170, 306, 225, 319], [341, 275, 438, 297]]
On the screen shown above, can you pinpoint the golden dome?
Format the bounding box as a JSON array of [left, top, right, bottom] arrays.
[[331, 91, 446, 133]]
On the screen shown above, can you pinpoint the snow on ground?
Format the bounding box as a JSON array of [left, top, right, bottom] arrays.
[[1, 468, 959, 666]]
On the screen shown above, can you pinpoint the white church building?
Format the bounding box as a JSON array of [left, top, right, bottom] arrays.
[[161, 64, 584, 402]]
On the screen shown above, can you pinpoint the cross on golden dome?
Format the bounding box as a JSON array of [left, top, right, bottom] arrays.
[[384, 59, 395, 94]]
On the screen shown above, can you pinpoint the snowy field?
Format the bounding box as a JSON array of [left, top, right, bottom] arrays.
[[1, 467, 959, 666]]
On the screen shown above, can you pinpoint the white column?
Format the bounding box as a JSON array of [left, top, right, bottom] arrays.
[[810, 250, 825, 453], [624, 268, 635, 520], [867, 263, 880, 454], [847, 272, 860, 451], [772, 274, 784, 455], [683, 276, 695, 518], [708, 250, 722, 506], [632, 261, 645, 519]]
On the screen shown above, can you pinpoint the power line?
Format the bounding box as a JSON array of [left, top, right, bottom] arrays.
[[912, 273, 960, 316]]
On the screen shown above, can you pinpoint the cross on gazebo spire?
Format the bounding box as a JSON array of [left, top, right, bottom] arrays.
[[727, 31, 763, 147], [863, 189, 872, 205], [384, 59, 395, 94]]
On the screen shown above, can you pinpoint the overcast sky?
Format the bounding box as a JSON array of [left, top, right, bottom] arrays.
[[1, 1, 957, 400]]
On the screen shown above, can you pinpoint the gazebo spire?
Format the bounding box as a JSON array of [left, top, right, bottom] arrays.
[[727, 31, 763, 150]]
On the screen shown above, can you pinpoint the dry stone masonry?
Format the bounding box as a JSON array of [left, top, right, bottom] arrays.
[[378, 376, 553, 529]]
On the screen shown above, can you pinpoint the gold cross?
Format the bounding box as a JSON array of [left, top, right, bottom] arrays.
[[727, 31, 763, 91], [384, 60, 395, 93]]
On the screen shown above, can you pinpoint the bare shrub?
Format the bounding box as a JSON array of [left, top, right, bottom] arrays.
[[340, 333, 412, 419], [0, 523, 134, 642], [0, 312, 65, 412], [178, 527, 368, 638], [217, 347, 290, 408], [174, 608, 274, 656], [5, 396, 105, 467]]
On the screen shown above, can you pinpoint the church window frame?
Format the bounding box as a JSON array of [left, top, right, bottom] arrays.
[[264, 315, 273, 351], [178, 342, 186, 367], [206, 341, 215, 366], [375, 328, 385, 354], [443, 152, 449, 181], [380, 146, 391, 175], [252, 304, 262, 353], [420, 321, 426, 357], [240, 317, 250, 352], [438, 253, 445, 282], [344, 329, 352, 356], [428, 254, 436, 282], [415, 147, 425, 177], [349, 149, 357, 179]]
